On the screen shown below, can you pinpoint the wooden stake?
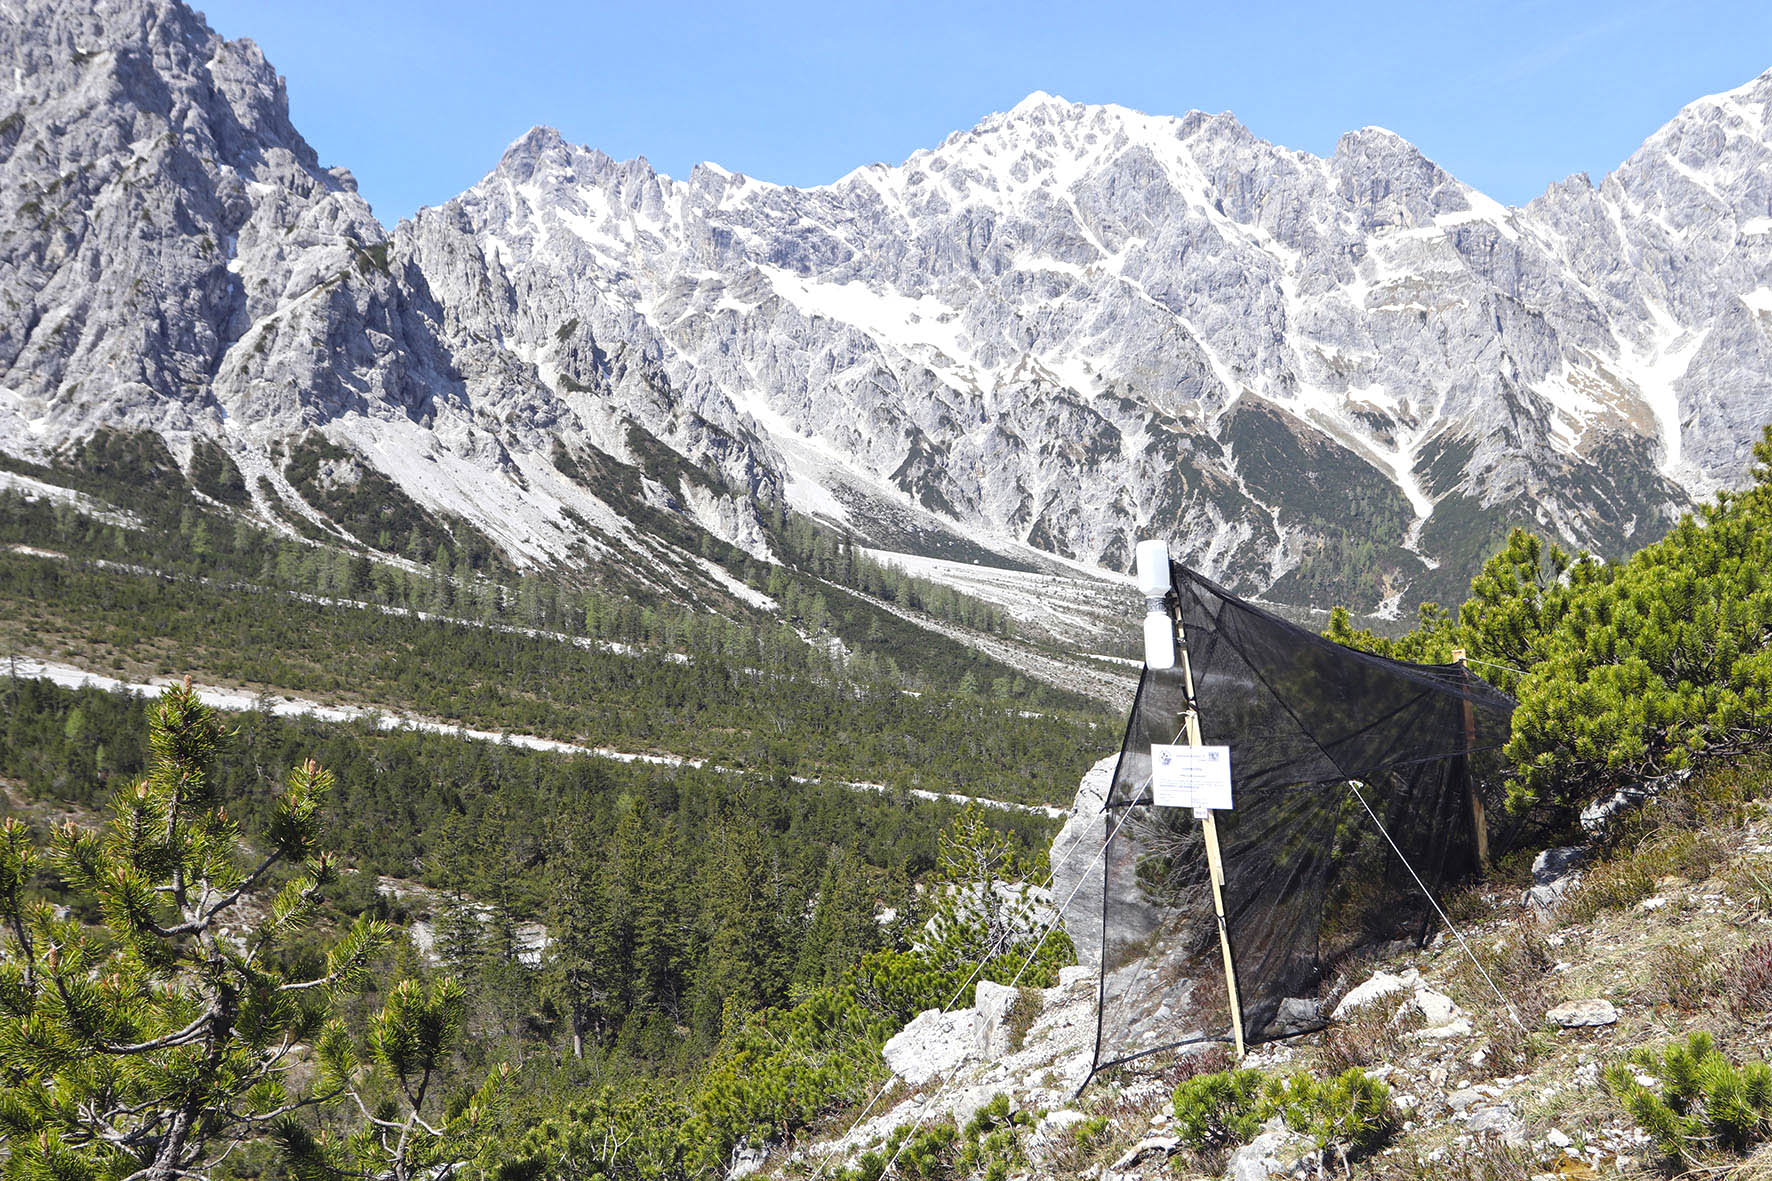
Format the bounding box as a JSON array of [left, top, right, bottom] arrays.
[[1451, 648, 1489, 872], [1178, 631, 1247, 1059]]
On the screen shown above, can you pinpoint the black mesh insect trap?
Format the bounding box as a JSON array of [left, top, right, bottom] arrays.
[[1085, 542, 1515, 1084]]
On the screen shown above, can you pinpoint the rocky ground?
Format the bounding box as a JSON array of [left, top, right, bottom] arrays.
[[778, 762, 1772, 1179]]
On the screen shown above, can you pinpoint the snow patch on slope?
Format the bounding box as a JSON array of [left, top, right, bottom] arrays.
[[9, 658, 1061, 816]]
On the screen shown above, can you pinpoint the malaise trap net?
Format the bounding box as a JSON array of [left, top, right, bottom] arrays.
[[1085, 562, 1515, 1084]]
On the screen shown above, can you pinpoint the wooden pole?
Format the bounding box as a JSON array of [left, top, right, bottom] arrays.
[[1178, 628, 1247, 1059], [1450, 648, 1489, 872]]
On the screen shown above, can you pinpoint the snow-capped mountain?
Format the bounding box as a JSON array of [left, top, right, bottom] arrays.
[[4, 0, 1770, 612]]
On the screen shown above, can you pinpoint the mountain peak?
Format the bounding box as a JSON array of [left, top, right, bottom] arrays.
[[1331, 124, 1443, 174], [502, 125, 567, 162], [1008, 90, 1069, 114], [1718, 64, 1772, 102]]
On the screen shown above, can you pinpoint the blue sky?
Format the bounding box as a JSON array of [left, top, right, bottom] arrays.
[[194, 0, 1772, 225]]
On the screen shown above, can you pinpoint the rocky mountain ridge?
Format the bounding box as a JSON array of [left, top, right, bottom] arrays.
[[4, 0, 1771, 613]]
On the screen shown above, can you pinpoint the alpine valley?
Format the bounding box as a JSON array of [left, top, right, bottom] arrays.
[[4, 0, 1772, 617], [17, 3, 1772, 1179]]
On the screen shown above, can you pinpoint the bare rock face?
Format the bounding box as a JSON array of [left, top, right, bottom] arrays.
[[972, 980, 1020, 1060], [1523, 846, 1589, 919], [0, 0, 438, 440], [1051, 755, 1152, 967], [1225, 1118, 1317, 1181], [391, 79, 1772, 605], [6, 0, 1772, 608], [881, 1007, 973, 1086], [0, 0, 779, 572]]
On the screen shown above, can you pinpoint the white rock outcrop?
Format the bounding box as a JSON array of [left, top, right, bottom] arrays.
[[1050, 755, 1153, 967], [1333, 969, 1422, 1018], [1334, 968, 1473, 1039], [1225, 1118, 1317, 1181], [881, 1008, 974, 1087], [972, 981, 1020, 1060]]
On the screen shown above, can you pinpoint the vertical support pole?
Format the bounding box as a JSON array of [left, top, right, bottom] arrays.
[[1451, 648, 1489, 872], [1178, 628, 1247, 1059]]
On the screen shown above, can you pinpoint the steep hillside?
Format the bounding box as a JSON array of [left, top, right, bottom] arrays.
[[0, 0, 782, 586], [778, 755, 1772, 1180]]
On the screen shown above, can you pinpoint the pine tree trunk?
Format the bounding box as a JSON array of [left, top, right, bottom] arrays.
[[143, 1105, 194, 1181]]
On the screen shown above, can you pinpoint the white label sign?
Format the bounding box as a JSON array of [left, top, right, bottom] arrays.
[[1150, 744, 1234, 811]]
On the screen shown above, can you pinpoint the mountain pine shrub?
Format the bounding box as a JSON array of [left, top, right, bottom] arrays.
[[499, 1085, 690, 1181], [0, 681, 382, 1179], [0, 681, 497, 1181], [1329, 425, 1772, 814], [1171, 1067, 1269, 1153], [1173, 1066, 1398, 1167], [1263, 1068, 1400, 1160], [681, 985, 893, 1170], [957, 1093, 1035, 1181], [827, 1096, 1030, 1181], [1605, 1031, 1772, 1164]]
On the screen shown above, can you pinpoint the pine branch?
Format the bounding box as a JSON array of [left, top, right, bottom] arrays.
[[92, 1006, 214, 1056], [148, 850, 280, 940]]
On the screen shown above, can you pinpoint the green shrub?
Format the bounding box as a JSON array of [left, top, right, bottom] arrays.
[[830, 1096, 1030, 1181], [1172, 1068, 1268, 1151], [683, 986, 893, 1169], [1604, 1031, 1772, 1164], [1328, 426, 1772, 815], [1263, 1069, 1400, 1160], [502, 1086, 689, 1180], [1173, 1067, 1398, 1164], [958, 1094, 1033, 1180], [1505, 449, 1772, 810]]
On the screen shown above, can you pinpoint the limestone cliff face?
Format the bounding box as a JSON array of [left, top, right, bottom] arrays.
[[0, 0, 777, 569], [6, 0, 1771, 609]]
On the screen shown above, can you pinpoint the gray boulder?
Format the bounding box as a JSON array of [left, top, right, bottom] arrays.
[[1546, 998, 1619, 1028], [1523, 846, 1590, 918]]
